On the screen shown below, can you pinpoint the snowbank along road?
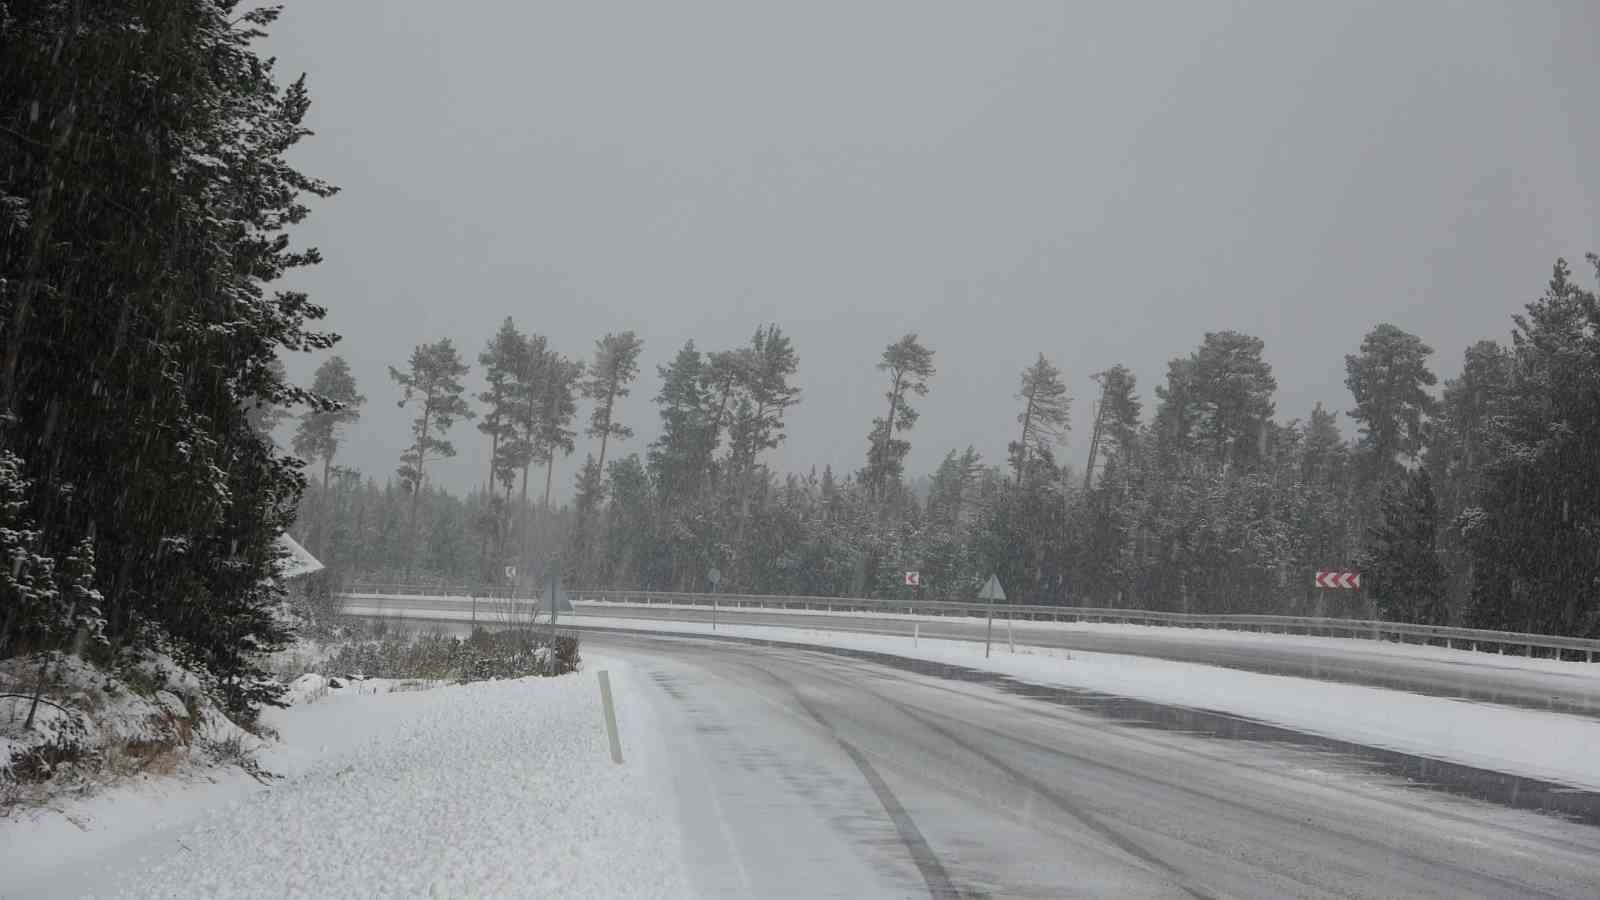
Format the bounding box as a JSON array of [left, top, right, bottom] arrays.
[[347, 593, 1600, 718], [1, 656, 692, 900]]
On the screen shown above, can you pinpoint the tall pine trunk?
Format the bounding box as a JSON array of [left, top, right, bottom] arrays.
[[404, 408, 431, 581], [317, 453, 333, 557], [517, 463, 531, 570], [486, 433, 499, 497], [704, 377, 735, 497], [1015, 389, 1037, 485], [596, 391, 615, 474], [874, 374, 902, 500]]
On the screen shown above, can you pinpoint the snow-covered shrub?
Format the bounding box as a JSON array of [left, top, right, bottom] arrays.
[[312, 626, 581, 683], [1, 645, 266, 810]]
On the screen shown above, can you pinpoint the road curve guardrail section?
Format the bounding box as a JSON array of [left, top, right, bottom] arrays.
[[338, 583, 1600, 662]]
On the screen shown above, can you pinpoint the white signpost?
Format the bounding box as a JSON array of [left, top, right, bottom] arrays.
[[979, 574, 1006, 659], [904, 571, 920, 587]]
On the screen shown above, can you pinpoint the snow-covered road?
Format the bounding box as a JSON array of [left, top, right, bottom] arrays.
[[11, 630, 1600, 898], [346, 602, 1600, 794], [607, 630, 1600, 899]]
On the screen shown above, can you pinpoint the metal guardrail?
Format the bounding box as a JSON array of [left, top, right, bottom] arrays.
[[339, 583, 1600, 661]]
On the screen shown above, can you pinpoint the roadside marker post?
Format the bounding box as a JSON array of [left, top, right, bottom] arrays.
[[914, 622, 919, 648], [597, 670, 623, 764], [708, 568, 722, 631], [545, 568, 563, 648], [979, 575, 1006, 659]]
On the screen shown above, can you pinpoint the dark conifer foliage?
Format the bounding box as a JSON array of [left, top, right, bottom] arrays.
[[1362, 470, 1448, 625], [1, 2, 340, 714]]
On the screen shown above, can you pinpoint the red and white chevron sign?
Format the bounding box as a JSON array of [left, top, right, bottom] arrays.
[[1314, 571, 1361, 589]]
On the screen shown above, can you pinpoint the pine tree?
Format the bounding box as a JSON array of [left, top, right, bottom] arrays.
[[528, 349, 582, 511], [1191, 331, 1277, 467], [293, 356, 367, 490], [567, 455, 606, 583], [1362, 470, 1447, 624], [928, 447, 982, 530], [864, 333, 936, 498], [1088, 364, 1142, 482], [1102, 367, 1143, 452], [698, 349, 747, 492], [390, 339, 475, 574], [247, 358, 294, 441], [582, 331, 644, 475], [0, 452, 60, 657], [649, 342, 709, 505], [1, 3, 337, 713], [729, 325, 802, 485], [1345, 324, 1438, 480], [1009, 354, 1070, 483], [1463, 256, 1600, 636], [1300, 403, 1345, 482], [1153, 356, 1201, 459], [292, 356, 365, 558], [602, 454, 657, 588], [1425, 340, 1511, 523], [1425, 339, 1513, 614], [477, 318, 529, 497]]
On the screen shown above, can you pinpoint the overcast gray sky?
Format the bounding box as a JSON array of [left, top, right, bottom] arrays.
[[266, 1, 1598, 499]]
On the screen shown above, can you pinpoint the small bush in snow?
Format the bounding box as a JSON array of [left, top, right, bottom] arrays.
[[313, 626, 581, 684], [1, 646, 265, 810]]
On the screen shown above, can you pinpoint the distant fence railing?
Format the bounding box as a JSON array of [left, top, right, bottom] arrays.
[[338, 582, 1600, 662]]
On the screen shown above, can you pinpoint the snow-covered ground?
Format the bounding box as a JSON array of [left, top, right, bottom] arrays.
[[348, 604, 1600, 792], [1, 654, 691, 900], [2, 651, 265, 814]]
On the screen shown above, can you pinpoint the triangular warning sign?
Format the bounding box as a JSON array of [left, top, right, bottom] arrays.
[[978, 574, 1006, 602]]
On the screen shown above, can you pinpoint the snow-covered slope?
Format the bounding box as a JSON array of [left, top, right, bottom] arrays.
[[2, 655, 689, 899]]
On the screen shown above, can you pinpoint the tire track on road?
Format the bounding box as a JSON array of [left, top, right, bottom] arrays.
[[851, 676, 1575, 900]]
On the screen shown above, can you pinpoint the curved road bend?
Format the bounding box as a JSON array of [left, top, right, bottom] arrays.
[[595, 630, 1600, 899]]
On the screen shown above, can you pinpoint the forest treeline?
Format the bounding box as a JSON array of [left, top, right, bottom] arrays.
[[293, 257, 1600, 639]]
